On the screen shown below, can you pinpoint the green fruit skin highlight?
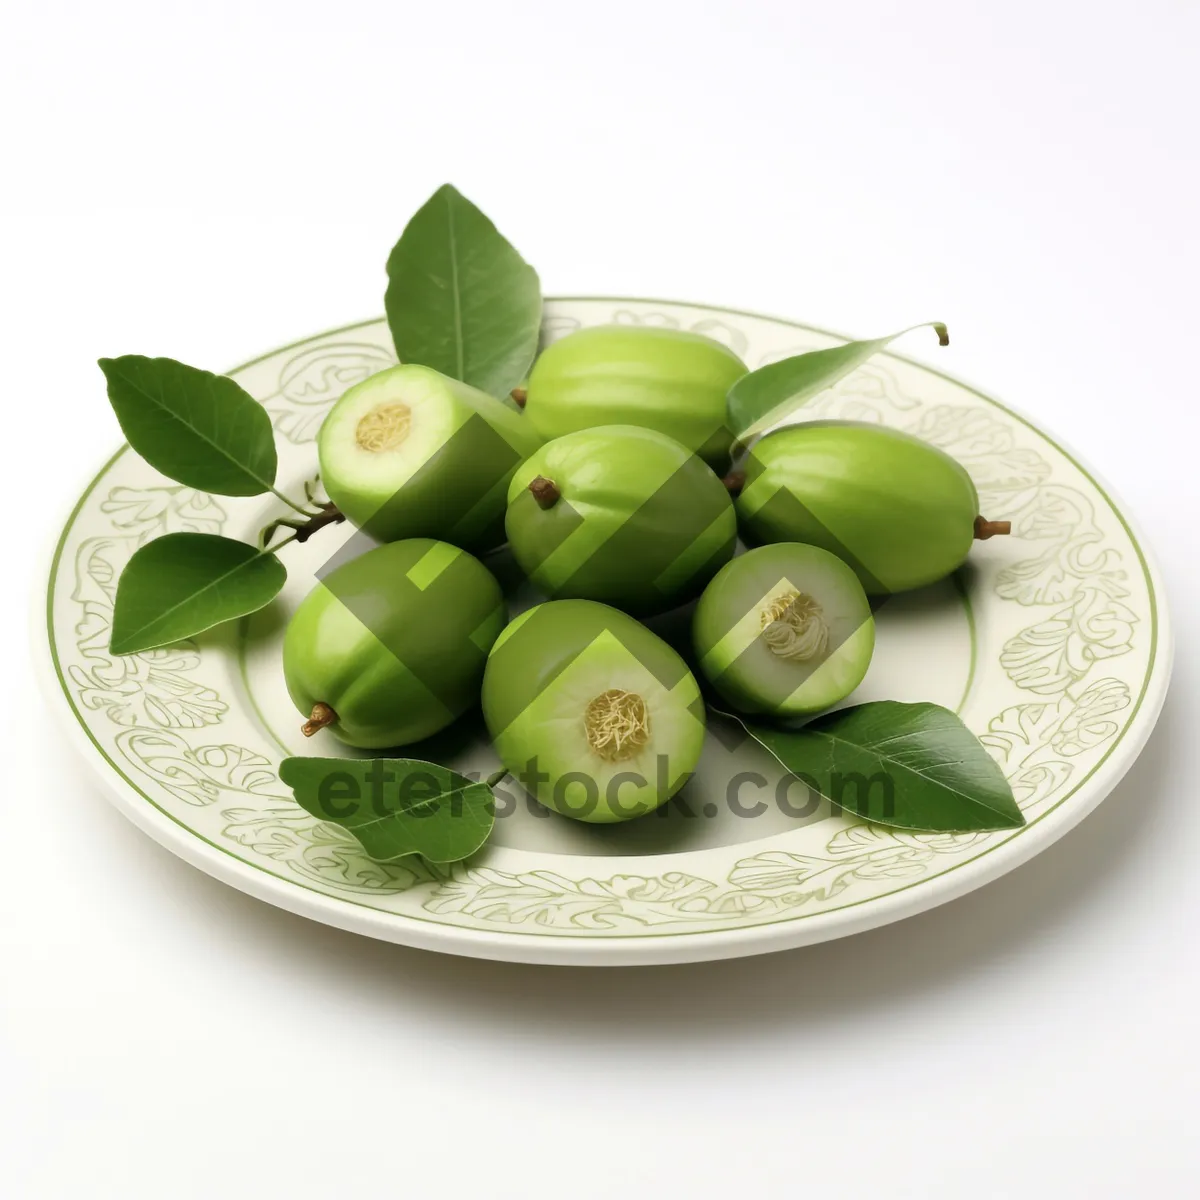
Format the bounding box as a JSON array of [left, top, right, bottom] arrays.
[[482, 600, 706, 823], [283, 539, 506, 749], [318, 364, 542, 551], [505, 424, 737, 616], [737, 421, 980, 594], [525, 325, 747, 469], [694, 543, 875, 717]]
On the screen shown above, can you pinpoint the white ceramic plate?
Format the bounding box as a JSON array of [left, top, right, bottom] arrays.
[[41, 299, 1173, 965]]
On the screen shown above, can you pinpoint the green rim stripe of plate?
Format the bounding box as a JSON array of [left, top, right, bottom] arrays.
[[45, 300, 1163, 941], [952, 569, 978, 715]]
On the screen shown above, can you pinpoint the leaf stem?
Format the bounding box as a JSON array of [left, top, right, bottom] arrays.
[[264, 530, 299, 553], [270, 485, 316, 517]]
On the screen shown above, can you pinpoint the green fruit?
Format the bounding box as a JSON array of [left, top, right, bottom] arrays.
[[318, 364, 542, 551], [482, 600, 706, 823], [505, 425, 737, 616], [736, 421, 1009, 594], [694, 544, 874, 717], [283, 539, 505, 749], [524, 325, 747, 469]]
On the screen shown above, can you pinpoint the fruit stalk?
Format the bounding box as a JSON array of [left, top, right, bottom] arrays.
[[973, 517, 1012, 540], [302, 702, 338, 737], [529, 476, 561, 509]]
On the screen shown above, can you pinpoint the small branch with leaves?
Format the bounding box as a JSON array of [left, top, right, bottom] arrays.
[[97, 354, 347, 656]]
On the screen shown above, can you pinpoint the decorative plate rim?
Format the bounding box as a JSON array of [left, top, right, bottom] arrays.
[[38, 298, 1175, 966]]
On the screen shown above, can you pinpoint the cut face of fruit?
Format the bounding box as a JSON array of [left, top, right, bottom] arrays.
[[318, 364, 543, 551], [524, 324, 747, 469], [693, 543, 875, 717], [504, 424, 737, 616], [282, 538, 506, 749], [482, 600, 706, 823], [736, 420, 983, 594]]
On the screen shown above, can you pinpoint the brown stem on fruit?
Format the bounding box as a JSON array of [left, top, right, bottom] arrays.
[[974, 516, 1012, 540], [510, 387, 528, 408], [529, 476, 560, 509], [723, 471, 746, 497], [301, 702, 338, 737]]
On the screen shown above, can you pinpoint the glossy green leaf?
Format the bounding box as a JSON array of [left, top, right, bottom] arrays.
[[280, 757, 496, 864], [99, 355, 278, 496], [110, 533, 286, 655], [720, 700, 1024, 832], [385, 184, 542, 397], [727, 323, 949, 440]]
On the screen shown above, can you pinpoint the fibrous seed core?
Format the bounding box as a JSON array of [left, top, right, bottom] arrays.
[[584, 689, 651, 761], [355, 402, 412, 452], [760, 590, 830, 661]]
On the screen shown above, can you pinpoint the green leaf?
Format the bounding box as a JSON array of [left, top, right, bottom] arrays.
[[99, 355, 278, 496], [385, 183, 542, 397], [110, 533, 286, 655], [720, 701, 1024, 832], [279, 757, 496, 864], [727, 322, 949, 440]]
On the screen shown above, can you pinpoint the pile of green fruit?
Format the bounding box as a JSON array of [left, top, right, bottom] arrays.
[[285, 321, 1009, 826], [100, 184, 1023, 860]]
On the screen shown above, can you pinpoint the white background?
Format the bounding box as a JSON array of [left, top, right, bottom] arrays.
[[2, 1, 1197, 1196]]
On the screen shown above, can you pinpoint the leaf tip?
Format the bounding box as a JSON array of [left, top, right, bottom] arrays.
[[426, 182, 468, 210], [278, 757, 303, 788]]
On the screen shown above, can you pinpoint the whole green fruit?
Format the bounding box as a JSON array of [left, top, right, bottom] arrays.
[[694, 543, 874, 717], [505, 425, 737, 616], [736, 421, 1010, 594], [524, 325, 747, 469], [283, 538, 506, 749], [482, 599, 706, 823], [318, 364, 542, 551]]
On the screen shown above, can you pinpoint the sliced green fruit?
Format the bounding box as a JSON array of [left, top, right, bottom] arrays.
[[282, 538, 505, 749], [505, 424, 736, 616], [694, 543, 875, 718], [482, 600, 706, 823], [524, 325, 747, 469], [318, 364, 542, 551], [736, 421, 1009, 594]]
